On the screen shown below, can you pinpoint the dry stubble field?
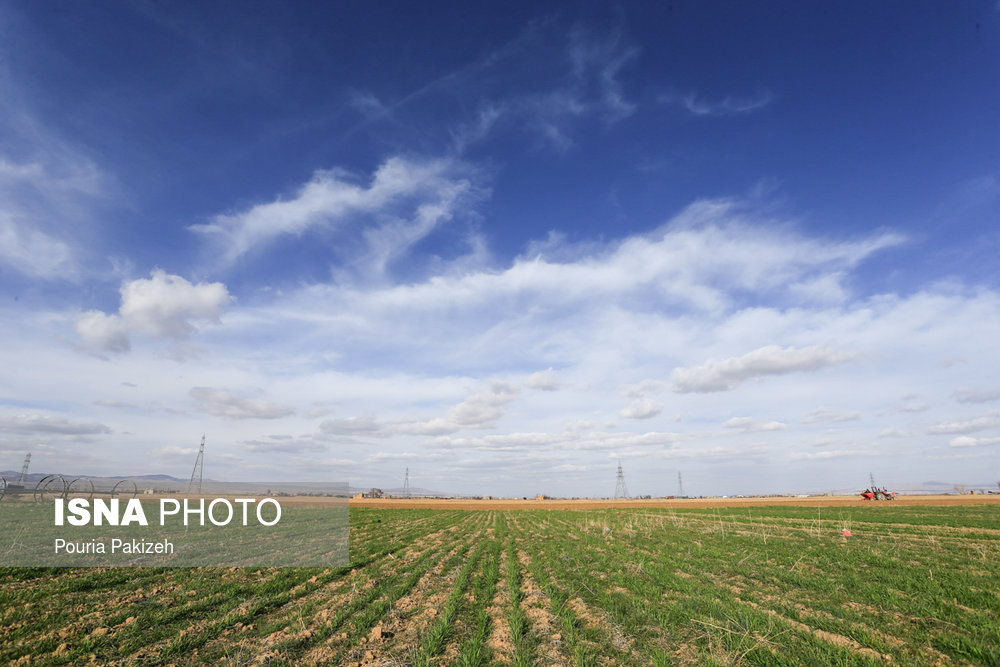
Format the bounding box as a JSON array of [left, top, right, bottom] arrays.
[[2, 495, 999, 665]]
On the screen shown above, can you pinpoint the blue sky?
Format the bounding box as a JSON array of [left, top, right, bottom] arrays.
[[1, 1, 999, 496]]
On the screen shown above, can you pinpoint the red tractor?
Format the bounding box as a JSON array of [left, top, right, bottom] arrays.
[[861, 487, 895, 500]]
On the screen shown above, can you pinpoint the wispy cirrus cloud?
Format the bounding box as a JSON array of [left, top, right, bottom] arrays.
[[659, 90, 774, 117], [190, 157, 482, 267], [0, 153, 106, 280]]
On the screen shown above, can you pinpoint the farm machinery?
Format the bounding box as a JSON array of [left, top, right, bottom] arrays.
[[861, 487, 895, 500]]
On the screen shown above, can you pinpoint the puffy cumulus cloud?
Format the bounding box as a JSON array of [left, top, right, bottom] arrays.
[[190, 157, 479, 266], [389, 380, 520, 437], [722, 417, 787, 433], [620, 399, 663, 420], [672, 345, 854, 393], [450, 380, 519, 426], [801, 408, 863, 424], [75, 310, 131, 353], [0, 414, 111, 435], [953, 387, 1000, 404], [620, 380, 665, 399], [949, 436, 1000, 448], [928, 411, 1000, 435], [618, 380, 664, 419], [189, 387, 295, 420], [524, 368, 560, 391], [76, 270, 232, 353]]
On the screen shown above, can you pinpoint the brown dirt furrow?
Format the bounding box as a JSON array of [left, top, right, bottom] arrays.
[[486, 547, 514, 664], [517, 549, 568, 666], [331, 538, 473, 667], [201, 516, 483, 665], [565, 596, 644, 662]]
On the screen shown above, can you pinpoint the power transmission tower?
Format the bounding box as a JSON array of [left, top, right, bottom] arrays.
[[614, 460, 629, 499], [869, 472, 877, 489], [17, 453, 31, 483], [403, 468, 411, 497], [188, 435, 205, 494], [677, 471, 684, 497]]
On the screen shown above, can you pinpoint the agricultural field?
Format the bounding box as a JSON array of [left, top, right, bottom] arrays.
[[2, 500, 999, 665]]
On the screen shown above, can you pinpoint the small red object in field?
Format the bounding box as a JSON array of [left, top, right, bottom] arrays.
[[841, 529, 852, 537]]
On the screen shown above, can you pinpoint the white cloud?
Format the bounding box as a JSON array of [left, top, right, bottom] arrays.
[[620, 380, 666, 399], [790, 449, 870, 460], [723, 417, 787, 433], [524, 368, 560, 391], [448, 380, 519, 427], [802, 408, 863, 424], [0, 414, 111, 435], [953, 387, 1000, 404], [189, 387, 295, 420], [620, 399, 663, 420], [928, 411, 1000, 435], [676, 90, 774, 117], [75, 310, 131, 353], [76, 270, 232, 353], [618, 380, 665, 419], [0, 148, 107, 280], [190, 157, 479, 266], [318, 415, 384, 436], [0, 213, 74, 280], [393, 380, 519, 436], [374, 203, 898, 320], [949, 436, 1000, 448], [672, 345, 855, 393]]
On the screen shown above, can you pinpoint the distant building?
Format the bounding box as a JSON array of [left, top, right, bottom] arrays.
[[362, 488, 384, 498]]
